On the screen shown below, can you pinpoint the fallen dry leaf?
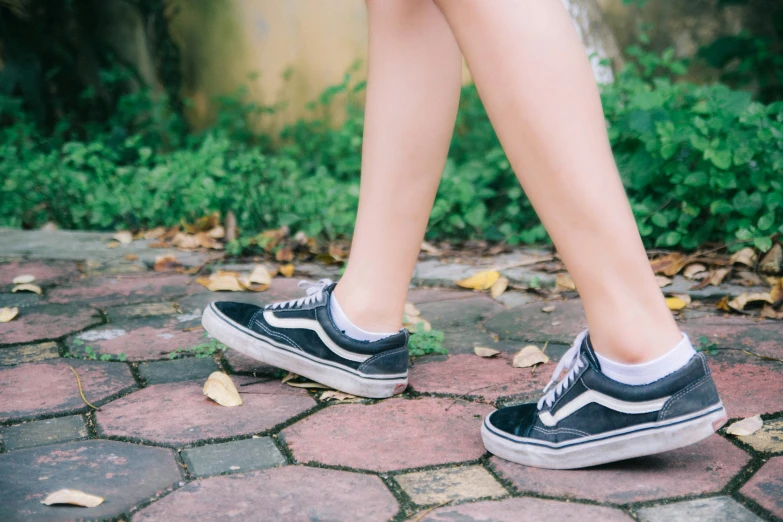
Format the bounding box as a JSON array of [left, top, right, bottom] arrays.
[[730, 247, 757, 267], [12, 283, 42, 295], [541, 304, 556, 313], [202, 372, 242, 407], [112, 231, 133, 244], [513, 345, 550, 368], [281, 372, 299, 384], [708, 268, 730, 286], [420, 241, 441, 255], [106, 241, 120, 249], [737, 270, 764, 286], [41, 221, 58, 231], [456, 270, 500, 291], [154, 254, 183, 272], [320, 390, 358, 401], [124, 254, 139, 261], [725, 414, 763, 436], [770, 279, 783, 305], [286, 381, 332, 390], [197, 273, 244, 292], [41, 489, 104, 508], [404, 303, 421, 318], [670, 293, 692, 306], [275, 246, 294, 262], [490, 276, 509, 299], [728, 292, 773, 312], [248, 265, 272, 286], [717, 296, 731, 312], [0, 307, 19, 322], [761, 305, 783, 320], [555, 273, 576, 292], [12, 274, 35, 284], [655, 275, 673, 288], [144, 227, 167, 240], [197, 232, 223, 250], [207, 225, 225, 239], [474, 346, 501, 358], [171, 232, 201, 250], [665, 296, 688, 311], [184, 212, 220, 234], [650, 252, 687, 276], [279, 264, 295, 278], [760, 243, 782, 274], [683, 263, 707, 280]]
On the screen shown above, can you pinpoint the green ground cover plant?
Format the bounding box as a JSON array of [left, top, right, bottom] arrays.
[[1, 46, 781, 252]]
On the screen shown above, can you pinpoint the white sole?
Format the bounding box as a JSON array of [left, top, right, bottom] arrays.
[[202, 304, 408, 399], [482, 404, 728, 469]]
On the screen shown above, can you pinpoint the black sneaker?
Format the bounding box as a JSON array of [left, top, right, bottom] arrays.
[[482, 331, 727, 469], [201, 279, 409, 398]]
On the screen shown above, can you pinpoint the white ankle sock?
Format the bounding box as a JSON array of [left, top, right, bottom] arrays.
[[329, 294, 396, 342], [595, 334, 696, 385]]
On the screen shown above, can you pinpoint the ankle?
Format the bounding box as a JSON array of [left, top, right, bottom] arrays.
[[331, 286, 403, 333]]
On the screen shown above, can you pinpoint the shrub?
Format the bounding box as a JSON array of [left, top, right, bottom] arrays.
[[1, 46, 781, 252]]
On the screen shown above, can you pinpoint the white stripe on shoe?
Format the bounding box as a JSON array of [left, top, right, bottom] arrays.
[[539, 390, 670, 427], [262, 311, 373, 363]]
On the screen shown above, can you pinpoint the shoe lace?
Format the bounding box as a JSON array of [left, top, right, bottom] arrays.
[[537, 329, 588, 410], [264, 279, 334, 310]]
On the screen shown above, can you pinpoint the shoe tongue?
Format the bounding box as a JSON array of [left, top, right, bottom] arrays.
[[579, 333, 602, 372]]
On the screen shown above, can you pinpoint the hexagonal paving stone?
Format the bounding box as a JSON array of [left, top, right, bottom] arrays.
[[174, 277, 308, 316], [395, 465, 506, 505], [740, 456, 783, 519], [410, 354, 553, 401], [69, 316, 209, 361], [710, 358, 783, 418], [281, 397, 493, 472], [417, 497, 632, 522], [484, 300, 586, 344], [181, 437, 286, 478], [46, 273, 199, 306], [0, 439, 182, 521], [491, 435, 750, 504], [738, 416, 783, 453], [0, 341, 60, 366], [1, 415, 88, 451], [416, 295, 504, 330], [0, 359, 136, 421], [0, 260, 80, 288], [407, 287, 480, 305], [132, 466, 398, 521], [635, 496, 762, 522], [0, 305, 101, 345], [682, 315, 783, 359], [97, 378, 316, 445]]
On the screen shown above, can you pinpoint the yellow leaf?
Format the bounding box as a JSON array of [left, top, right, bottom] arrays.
[[0, 307, 19, 323], [248, 265, 272, 285], [728, 292, 773, 312], [730, 247, 757, 267], [12, 274, 35, 284], [279, 264, 295, 278], [669, 293, 692, 305], [12, 283, 42, 295], [112, 231, 133, 244], [404, 302, 421, 318], [237, 278, 270, 293], [197, 274, 244, 292], [202, 372, 242, 407], [555, 273, 576, 291], [490, 276, 509, 299], [473, 346, 501, 358], [709, 268, 730, 286], [320, 390, 358, 401], [725, 414, 763, 436], [41, 489, 104, 507], [207, 225, 225, 239], [655, 275, 673, 288], [513, 345, 550, 368], [666, 296, 687, 311], [456, 270, 500, 291], [717, 296, 731, 312], [770, 279, 782, 304]]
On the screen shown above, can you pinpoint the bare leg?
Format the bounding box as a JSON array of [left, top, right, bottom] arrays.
[[334, 0, 462, 332], [433, 0, 680, 363]]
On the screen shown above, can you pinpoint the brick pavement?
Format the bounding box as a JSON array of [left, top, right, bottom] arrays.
[[0, 230, 781, 521]]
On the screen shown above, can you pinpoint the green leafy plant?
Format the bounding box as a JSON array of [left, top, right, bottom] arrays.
[[77, 342, 127, 362], [408, 323, 447, 359], [168, 336, 227, 359]]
